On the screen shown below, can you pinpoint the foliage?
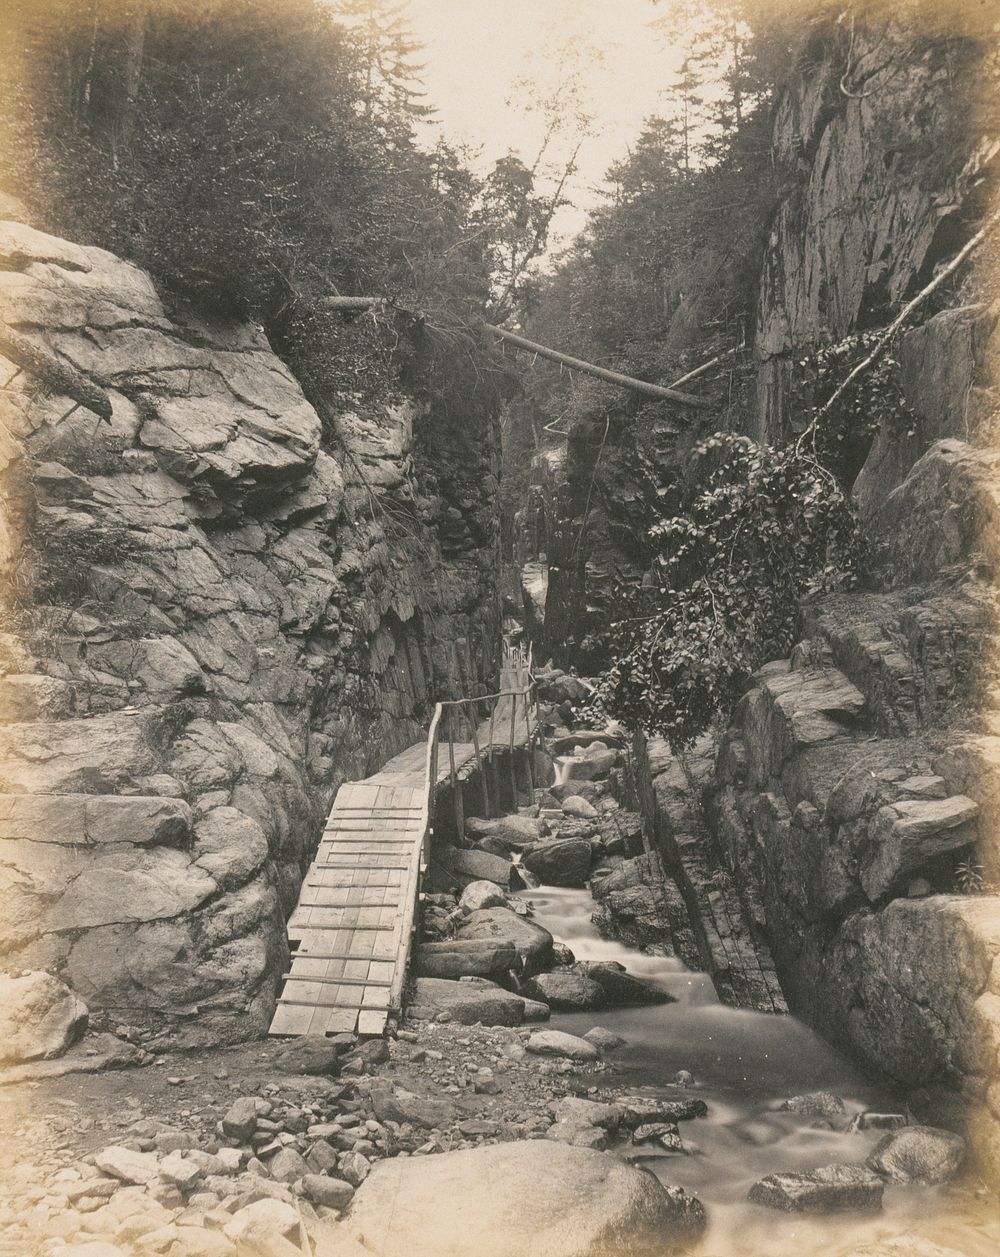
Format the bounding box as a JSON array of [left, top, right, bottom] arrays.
[[20, 523, 142, 606], [787, 332, 917, 486], [955, 858, 986, 895], [584, 433, 865, 749], [0, 0, 511, 422]]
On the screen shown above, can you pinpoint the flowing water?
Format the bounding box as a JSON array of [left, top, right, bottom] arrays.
[[527, 885, 1000, 1257]]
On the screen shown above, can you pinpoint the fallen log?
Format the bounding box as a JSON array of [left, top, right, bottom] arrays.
[[316, 296, 712, 409]]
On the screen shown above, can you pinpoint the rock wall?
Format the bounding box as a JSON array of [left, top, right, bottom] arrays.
[[705, 294, 1000, 1176], [755, 16, 997, 441], [0, 219, 501, 1047], [513, 12, 1000, 1179]]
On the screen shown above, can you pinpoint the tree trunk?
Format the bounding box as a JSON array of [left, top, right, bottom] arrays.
[[316, 297, 712, 408]]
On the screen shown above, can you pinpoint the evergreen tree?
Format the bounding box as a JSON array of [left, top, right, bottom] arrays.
[[331, 0, 431, 120]]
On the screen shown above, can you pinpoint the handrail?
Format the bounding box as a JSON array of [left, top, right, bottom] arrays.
[[403, 639, 538, 1014]]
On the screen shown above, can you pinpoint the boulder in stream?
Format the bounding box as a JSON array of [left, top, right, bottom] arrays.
[[415, 939, 517, 981], [523, 969, 605, 1011], [865, 1125, 966, 1183], [465, 815, 544, 851], [748, 1162, 885, 1213], [561, 795, 599, 819], [436, 845, 515, 890], [454, 907, 553, 975], [579, 961, 675, 1006], [522, 836, 593, 886], [779, 1090, 847, 1120], [618, 1096, 708, 1127], [409, 977, 526, 1026], [584, 1026, 627, 1052], [525, 1030, 600, 1061], [345, 1140, 706, 1257], [459, 879, 508, 913]]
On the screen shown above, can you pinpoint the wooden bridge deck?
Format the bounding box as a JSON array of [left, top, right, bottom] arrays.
[[269, 653, 533, 1039]]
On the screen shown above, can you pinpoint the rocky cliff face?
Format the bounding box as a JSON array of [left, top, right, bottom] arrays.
[[515, 16, 1000, 1178], [755, 19, 996, 440], [707, 298, 1000, 1178], [0, 219, 501, 1047]]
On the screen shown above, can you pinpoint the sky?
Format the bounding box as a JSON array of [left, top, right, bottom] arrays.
[[403, 0, 689, 250]]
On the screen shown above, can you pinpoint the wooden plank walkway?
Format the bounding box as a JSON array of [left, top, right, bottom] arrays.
[[269, 650, 534, 1039]]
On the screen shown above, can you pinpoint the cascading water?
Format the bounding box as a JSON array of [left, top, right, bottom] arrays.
[[527, 884, 999, 1257]]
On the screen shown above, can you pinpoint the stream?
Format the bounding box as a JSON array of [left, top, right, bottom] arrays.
[[527, 885, 1000, 1257]]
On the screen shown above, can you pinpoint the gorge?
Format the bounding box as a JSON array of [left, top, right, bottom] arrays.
[[0, 3, 999, 1257]]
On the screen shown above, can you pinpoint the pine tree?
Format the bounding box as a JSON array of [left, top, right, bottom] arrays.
[[332, 0, 431, 119]]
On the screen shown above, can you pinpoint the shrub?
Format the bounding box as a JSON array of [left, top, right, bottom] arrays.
[[585, 433, 865, 749]]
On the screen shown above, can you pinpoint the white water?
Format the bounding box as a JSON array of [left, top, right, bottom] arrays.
[[527, 885, 1000, 1257]]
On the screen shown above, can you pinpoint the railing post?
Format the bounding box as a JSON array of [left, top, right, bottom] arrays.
[[447, 706, 464, 843], [470, 717, 490, 820], [523, 692, 535, 797], [508, 690, 518, 808]]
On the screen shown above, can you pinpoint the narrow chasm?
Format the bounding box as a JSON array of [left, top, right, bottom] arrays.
[[1, 4, 1000, 1257]]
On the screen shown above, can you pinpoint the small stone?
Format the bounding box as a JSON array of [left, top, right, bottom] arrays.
[[158, 1152, 203, 1192], [525, 1031, 599, 1061], [339, 1152, 371, 1187], [583, 1027, 626, 1052], [221, 1098, 257, 1142], [267, 1147, 309, 1183], [300, 1175, 355, 1210], [779, 1091, 846, 1120], [93, 1145, 161, 1185], [223, 1198, 301, 1244]]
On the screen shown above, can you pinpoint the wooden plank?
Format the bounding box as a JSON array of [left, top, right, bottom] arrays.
[[320, 1007, 361, 1035], [278, 993, 391, 1011], [357, 1010, 388, 1036]]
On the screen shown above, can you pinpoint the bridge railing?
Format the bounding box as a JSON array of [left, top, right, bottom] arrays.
[[422, 638, 539, 851], [389, 640, 540, 1021]]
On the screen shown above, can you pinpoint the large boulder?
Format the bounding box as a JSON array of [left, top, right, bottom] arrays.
[[465, 816, 544, 852], [415, 939, 517, 981], [435, 845, 514, 890], [561, 748, 618, 782], [579, 961, 674, 1007], [0, 971, 88, 1063], [522, 837, 593, 887], [453, 907, 553, 975], [523, 970, 605, 1011], [345, 1140, 705, 1257], [459, 880, 507, 913], [409, 977, 526, 1027], [748, 1162, 884, 1213], [860, 797, 978, 901], [865, 1125, 966, 1183]]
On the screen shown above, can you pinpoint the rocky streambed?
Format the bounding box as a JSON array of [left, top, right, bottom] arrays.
[[1, 727, 999, 1257]]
